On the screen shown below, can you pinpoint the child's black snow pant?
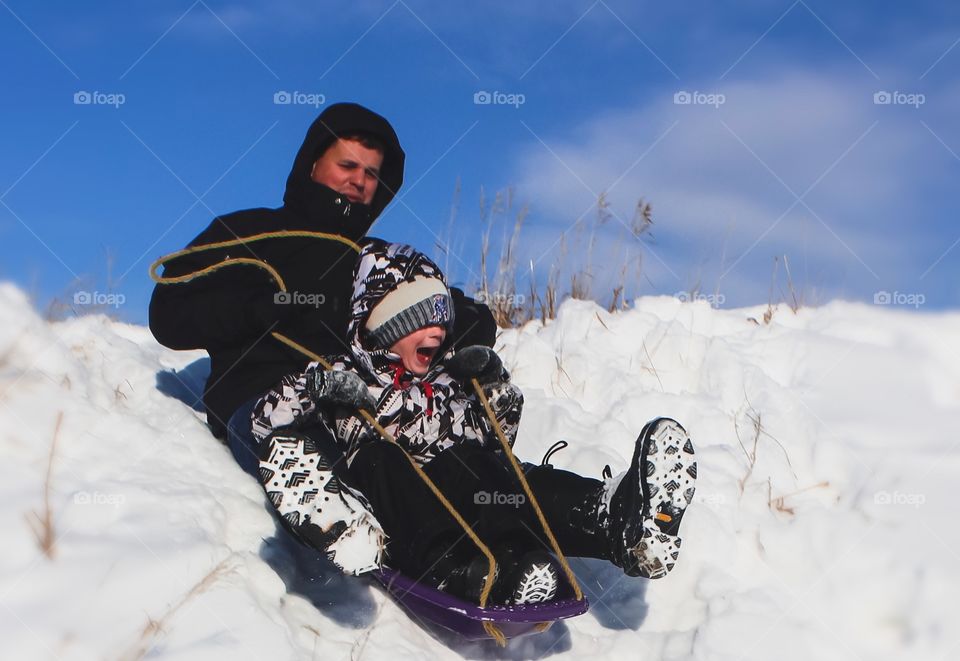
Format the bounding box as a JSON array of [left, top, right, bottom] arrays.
[[345, 440, 611, 578], [228, 399, 611, 577]]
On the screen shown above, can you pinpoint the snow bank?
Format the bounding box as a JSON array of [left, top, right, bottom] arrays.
[[1, 281, 957, 660]]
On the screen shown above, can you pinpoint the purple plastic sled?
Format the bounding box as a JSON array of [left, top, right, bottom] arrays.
[[371, 566, 589, 641]]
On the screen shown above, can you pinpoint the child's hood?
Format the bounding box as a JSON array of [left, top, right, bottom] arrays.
[[345, 238, 453, 385]]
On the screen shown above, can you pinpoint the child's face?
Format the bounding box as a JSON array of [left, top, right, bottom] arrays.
[[390, 326, 447, 376]]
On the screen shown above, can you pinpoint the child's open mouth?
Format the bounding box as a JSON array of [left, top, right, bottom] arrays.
[[415, 346, 439, 365]]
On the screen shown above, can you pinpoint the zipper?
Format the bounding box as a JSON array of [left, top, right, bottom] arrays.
[[334, 196, 352, 217]]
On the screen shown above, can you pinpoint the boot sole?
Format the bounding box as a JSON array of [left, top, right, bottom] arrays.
[[511, 558, 560, 605], [620, 418, 697, 578], [636, 418, 696, 578]]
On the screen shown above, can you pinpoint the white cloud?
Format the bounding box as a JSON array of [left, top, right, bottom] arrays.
[[508, 69, 952, 305]]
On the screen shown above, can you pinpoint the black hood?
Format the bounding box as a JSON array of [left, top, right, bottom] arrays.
[[283, 102, 405, 229]]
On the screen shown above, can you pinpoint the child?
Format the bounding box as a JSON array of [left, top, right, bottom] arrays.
[[250, 240, 698, 604]]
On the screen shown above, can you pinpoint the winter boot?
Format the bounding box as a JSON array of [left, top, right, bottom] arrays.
[[507, 550, 560, 605], [422, 547, 500, 603], [424, 541, 559, 605], [606, 417, 697, 578], [488, 540, 561, 605]]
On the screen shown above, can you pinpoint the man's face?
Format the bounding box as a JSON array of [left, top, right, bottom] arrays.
[[310, 138, 384, 206]]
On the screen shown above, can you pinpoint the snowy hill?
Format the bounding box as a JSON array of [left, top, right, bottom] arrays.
[[1, 281, 957, 661]]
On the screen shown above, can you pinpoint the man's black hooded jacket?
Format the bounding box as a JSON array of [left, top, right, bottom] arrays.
[[149, 103, 495, 439]]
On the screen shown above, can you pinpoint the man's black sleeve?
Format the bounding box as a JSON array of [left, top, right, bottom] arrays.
[[449, 287, 497, 349], [149, 265, 288, 351], [148, 220, 293, 352]]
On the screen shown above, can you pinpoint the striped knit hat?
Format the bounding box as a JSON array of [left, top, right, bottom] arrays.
[[364, 275, 452, 349]]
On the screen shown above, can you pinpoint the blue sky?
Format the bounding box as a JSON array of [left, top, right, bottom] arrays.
[[1, 0, 957, 322]]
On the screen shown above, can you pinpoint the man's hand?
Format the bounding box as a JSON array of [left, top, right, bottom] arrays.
[[307, 370, 378, 413], [445, 345, 504, 385]]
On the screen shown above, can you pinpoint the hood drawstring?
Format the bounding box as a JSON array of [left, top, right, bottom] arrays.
[[423, 381, 434, 418], [391, 363, 409, 388], [540, 440, 569, 467], [391, 363, 434, 418]]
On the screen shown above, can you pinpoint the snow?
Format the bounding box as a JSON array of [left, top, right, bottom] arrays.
[[1, 281, 958, 660]]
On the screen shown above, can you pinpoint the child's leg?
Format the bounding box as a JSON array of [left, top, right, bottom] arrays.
[[524, 419, 698, 577], [419, 445, 562, 604], [351, 443, 565, 604], [522, 464, 611, 559], [257, 427, 384, 575], [420, 444, 544, 552], [519, 418, 697, 578], [346, 441, 472, 577]]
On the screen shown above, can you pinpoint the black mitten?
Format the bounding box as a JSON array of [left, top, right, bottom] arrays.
[[306, 370, 378, 413], [445, 345, 504, 385]]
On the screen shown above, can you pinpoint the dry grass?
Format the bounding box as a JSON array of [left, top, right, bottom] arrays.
[[733, 398, 796, 498], [767, 479, 831, 516], [444, 183, 813, 328], [116, 557, 234, 661], [26, 411, 63, 559], [749, 254, 810, 325], [641, 340, 665, 392], [471, 186, 655, 327], [735, 405, 763, 496]]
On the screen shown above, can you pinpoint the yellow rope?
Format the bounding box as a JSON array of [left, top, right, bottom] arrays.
[[148, 230, 361, 286], [483, 620, 508, 646], [269, 332, 336, 367], [470, 378, 584, 602]]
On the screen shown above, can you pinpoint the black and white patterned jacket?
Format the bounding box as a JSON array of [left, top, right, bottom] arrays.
[[251, 239, 524, 467], [246, 240, 522, 574]]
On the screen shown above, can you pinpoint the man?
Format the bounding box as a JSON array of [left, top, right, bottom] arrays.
[[149, 103, 495, 449]]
